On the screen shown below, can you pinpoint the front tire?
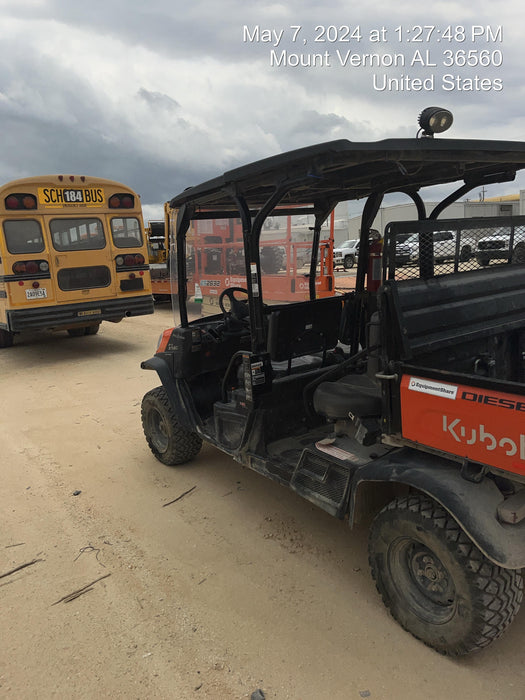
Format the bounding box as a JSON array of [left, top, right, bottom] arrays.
[[512, 242, 525, 265], [368, 494, 523, 656], [459, 245, 472, 262], [343, 254, 355, 270], [141, 386, 202, 466]]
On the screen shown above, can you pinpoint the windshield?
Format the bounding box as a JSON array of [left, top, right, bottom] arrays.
[[177, 209, 335, 317]]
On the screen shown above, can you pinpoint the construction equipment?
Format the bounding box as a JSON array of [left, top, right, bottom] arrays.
[[145, 218, 171, 300], [141, 107, 525, 655]]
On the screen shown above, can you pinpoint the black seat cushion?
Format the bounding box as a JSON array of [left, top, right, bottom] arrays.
[[313, 373, 381, 420]]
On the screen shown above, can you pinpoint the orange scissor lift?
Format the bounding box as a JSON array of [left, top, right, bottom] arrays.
[[190, 210, 335, 315]]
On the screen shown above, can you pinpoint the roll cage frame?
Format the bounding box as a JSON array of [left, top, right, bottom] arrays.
[[170, 137, 525, 356]]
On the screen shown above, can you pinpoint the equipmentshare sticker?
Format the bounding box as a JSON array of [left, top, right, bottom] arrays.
[[408, 377, 458, 400]]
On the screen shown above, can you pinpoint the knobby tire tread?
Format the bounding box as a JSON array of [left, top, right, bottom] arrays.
[[369, 494, 523, 655], [142, 386, 202, 466]]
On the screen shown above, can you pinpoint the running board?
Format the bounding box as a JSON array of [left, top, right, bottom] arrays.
[[291, 448, 354, 518]]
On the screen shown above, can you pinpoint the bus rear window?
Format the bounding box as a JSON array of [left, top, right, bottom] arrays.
[[3, 220, 45, 254], [50, 218, 106, 251], [111, 217, 143, 248]]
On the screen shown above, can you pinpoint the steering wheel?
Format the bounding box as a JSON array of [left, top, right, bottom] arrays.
[[219, 287, 250, 321]]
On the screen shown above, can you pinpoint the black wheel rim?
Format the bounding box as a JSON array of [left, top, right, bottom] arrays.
[[387, 537, 457, 624], [148, 407, 169, 452]]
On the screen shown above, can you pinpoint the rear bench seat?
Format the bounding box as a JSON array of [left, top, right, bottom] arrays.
[[381, 265, 525, 362], [312, 264, 525, 439]]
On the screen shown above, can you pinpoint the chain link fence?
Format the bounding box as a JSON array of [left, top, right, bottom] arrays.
[[383, 216, 525, 281]]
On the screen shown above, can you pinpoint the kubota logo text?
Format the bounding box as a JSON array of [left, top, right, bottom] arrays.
[[443, 415, 525, 460]]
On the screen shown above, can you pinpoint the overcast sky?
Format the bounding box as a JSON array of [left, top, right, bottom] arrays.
[[0, 0, 523, 220]]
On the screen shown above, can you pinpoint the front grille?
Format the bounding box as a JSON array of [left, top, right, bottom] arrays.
[[478, 240, 507, 250], [57, 266, 111, 291]]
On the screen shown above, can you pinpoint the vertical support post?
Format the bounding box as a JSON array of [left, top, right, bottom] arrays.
[[174, 203, 192, 328]]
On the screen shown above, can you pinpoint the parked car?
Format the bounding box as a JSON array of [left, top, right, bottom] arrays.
[[334, 239, 359, 269], [400, 230, 475, 265], [393, 233, 413, 265], [476, 227, 525, 266]]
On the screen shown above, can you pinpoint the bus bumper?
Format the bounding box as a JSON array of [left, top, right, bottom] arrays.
[[5, 295, 154, 331]]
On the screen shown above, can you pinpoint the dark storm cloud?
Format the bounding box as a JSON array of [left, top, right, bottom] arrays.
[[0, 0, 523, 207], [0, 45, 211, 201], [0, 109, 210, 203]]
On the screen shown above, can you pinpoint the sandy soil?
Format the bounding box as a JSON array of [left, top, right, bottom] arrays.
[[1, 303, 525, 700]]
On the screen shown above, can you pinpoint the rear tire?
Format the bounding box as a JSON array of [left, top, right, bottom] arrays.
[[260, 246, 284, 274], [85, 324, 100, 335], [141, 386, 202, 466], [0, 328, 14, 348], [67, 327, 86, 338], [459, 245, 472, 262], [368, 494, 523, 656]]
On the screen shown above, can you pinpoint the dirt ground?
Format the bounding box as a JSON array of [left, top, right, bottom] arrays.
[[1, 303, 525, 700]]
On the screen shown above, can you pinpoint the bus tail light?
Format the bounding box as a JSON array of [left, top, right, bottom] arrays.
[[5, 193, 37, 210], [115, 253, 145, 269], [12, 260, 49, 275], [109, 193, 134, 209]]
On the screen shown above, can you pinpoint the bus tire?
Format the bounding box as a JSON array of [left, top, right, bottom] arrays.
[[0, 328, 14, 348], [368, 494, 523, 656], [85, 324, 100, 335], [67, 327, 86, 337], [141, 386, 202, 466]]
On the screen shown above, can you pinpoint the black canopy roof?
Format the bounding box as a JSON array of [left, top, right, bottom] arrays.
[[169, 137, 525, 213]]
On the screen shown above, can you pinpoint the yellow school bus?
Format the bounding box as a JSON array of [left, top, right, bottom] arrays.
[[0, 174, 154, 347]]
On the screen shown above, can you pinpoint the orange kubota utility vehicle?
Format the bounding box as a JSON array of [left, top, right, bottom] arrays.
[[141, 107, 525, 655]]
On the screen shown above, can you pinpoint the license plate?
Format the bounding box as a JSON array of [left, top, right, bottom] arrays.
[[77, 309, 101, 317], [25, 288, 47, 300]]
